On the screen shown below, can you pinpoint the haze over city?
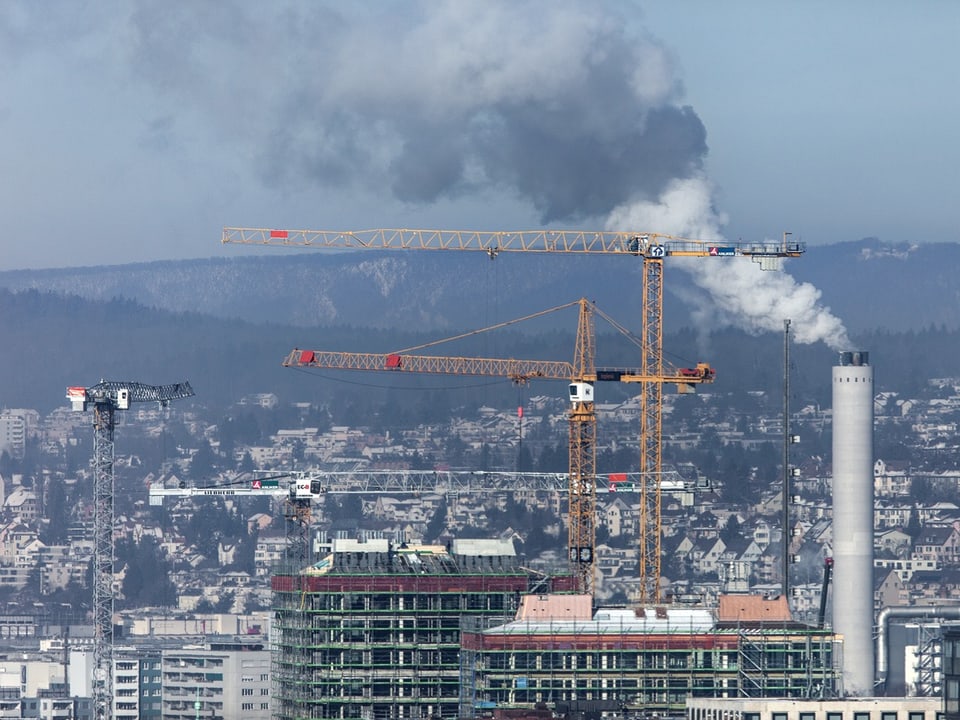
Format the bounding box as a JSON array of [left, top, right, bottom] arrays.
[[1, 1, 957, 274]]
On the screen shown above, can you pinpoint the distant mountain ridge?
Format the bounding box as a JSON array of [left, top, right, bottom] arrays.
[[1, 238, 957, 335]]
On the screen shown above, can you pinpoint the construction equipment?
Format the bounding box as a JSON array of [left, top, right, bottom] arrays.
[[223, 226, 801, 601], [282, 298, 713, 595], [147, 469, 682, 502], [67, 380, 194, 720], [148, 472, 320, 565], [149, 471, 584, 567], [148, 469, 697, 577]]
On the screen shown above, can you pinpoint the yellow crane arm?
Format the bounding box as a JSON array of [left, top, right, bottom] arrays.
[[223, 227, 804, 260], [284, 349, 573, 383], [283, 349, 716, 389]]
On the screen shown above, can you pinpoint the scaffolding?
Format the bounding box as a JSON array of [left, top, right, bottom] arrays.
[[271, 542, 566, 720], [914, 622, 943, 697], [461, 610, 840, 718], [736, 627, 837, 700], [272, 540, 840, 720]]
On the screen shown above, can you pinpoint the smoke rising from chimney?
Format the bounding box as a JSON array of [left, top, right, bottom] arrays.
[[606, 175, 851, 350]]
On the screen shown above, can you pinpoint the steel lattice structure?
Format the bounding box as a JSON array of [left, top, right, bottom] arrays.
[[69, 380, 193, 720], [91, 402, 115, 720]]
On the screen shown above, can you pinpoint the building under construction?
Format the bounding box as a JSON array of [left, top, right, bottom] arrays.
[[462, 594, 839, 718], [271, 538, 575, 720], [271, 539, 840, 720]]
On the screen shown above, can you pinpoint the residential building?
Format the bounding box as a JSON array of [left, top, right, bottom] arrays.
[[0, 413, 26, 460], [161, 641, 271, 720]]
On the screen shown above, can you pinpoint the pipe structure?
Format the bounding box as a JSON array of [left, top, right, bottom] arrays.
[[876, 605, 960, 689], [832, 351, 874, 695]]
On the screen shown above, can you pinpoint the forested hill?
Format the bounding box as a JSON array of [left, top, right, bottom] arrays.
[[2, 238, 960, 334], [1, 287, 957, 416]]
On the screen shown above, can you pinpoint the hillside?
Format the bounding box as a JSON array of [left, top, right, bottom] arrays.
[[1, 285, 957, 417], [3, 237, 960, 414], [2, 238, 959, 335]]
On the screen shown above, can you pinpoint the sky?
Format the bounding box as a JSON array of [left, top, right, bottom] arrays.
[[1, 1, 957, 277]]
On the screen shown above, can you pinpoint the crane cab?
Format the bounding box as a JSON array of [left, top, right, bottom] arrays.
[[291, 477, 326, 499], [568, 382, 594, 403]]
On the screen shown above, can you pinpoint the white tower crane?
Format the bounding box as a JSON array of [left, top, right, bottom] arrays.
[[68, 380, 194, 720]]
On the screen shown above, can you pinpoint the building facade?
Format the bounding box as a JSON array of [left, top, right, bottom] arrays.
[[271, 539, 568, 720], [463, 595, 840, 718], [687, 697, 943, 720], [160, 642, 271, 720]]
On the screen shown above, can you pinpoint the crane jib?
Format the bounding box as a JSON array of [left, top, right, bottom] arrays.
[[222, 227, 805, 259]]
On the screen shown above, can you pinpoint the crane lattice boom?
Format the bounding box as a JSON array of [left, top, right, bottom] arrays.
[[147, 470, 688, 502], [284, 349, 714, 387], [223, 226, 803, 262]]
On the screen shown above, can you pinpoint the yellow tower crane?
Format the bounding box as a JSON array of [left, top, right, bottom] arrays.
[[223, 227, 802, 602], [280, 298, 714, 596]]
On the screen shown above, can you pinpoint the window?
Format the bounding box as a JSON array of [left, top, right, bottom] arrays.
[[947, 681, 960, 715], [881, 712, 898, 720], [773, 713, 788, 720], [242, 689, 253, 696], [801, 713, 816, 720], [242, 703, 254, 711], [909, 713, 926, 720], [854, 713, 871, 720], [827, 713, 844, 720]]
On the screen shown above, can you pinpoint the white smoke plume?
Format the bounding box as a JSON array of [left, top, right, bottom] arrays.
[[606, 175, 851, 350]]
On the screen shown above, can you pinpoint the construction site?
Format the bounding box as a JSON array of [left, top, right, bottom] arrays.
[[213, 228, 866, 720], [269, 538, 839, 720], [41, 225, 952, 720]]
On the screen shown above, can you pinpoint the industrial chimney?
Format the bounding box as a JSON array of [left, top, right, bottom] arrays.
[[832, 350, 875, 695]]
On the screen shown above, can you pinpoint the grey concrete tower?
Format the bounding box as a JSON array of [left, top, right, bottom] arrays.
[[832, 351, 875, 695]]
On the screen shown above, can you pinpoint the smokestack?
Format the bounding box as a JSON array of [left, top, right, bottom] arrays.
[[831, 350, 875, 695]]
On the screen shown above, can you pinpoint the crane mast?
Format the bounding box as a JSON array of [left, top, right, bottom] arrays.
[[225, 225, 802, 603], [568, 291, 597, 592], [639, 254, 664, 603], [68, 380, 194, 720]]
